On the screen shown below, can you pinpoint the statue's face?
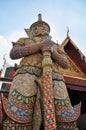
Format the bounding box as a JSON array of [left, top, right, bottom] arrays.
[[29, 23, 50, 38]]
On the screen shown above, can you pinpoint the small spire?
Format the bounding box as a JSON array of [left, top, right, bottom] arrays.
[[38, 13, 42, 21], [3, 54, 6, 66], [67, 26, 69, 37]]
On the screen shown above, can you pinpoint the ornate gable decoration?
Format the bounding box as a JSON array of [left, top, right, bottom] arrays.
[[59, 36, 86, 78]]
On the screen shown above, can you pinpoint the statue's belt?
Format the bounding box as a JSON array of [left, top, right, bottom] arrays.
[[14, 64, 64, 81]]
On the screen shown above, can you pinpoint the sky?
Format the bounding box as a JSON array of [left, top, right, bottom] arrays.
[[0, 0, 86, 69]]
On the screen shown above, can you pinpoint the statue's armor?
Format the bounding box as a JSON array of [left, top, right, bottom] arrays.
[[2, 52, 80, 130]]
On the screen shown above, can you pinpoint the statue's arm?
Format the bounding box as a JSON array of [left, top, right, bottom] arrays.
[[10, 42, 41, 59], [52, 45, 70, 69]]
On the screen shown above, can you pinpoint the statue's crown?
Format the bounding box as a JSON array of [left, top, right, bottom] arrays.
[[25, 14, 50, 37]]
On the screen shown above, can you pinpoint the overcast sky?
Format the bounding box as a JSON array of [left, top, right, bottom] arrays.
[[0, 0, 86, 69]]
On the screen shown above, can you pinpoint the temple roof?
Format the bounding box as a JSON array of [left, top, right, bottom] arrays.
[[61, 36, 86, 74]]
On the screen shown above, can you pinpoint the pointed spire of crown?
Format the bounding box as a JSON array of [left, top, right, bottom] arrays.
[[38, 13, 42, 21]]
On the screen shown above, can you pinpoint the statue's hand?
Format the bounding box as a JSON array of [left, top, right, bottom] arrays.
[[40, 39, 54, 52]]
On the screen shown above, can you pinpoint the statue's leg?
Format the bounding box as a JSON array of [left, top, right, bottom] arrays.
[[3, 117, 32, 130], [3, 73, 39, 130], [53, 78, 80, 130], [33, 94, 42, 130]]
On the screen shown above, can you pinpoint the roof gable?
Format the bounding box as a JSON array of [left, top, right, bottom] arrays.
[[61, 36, 86, 75]]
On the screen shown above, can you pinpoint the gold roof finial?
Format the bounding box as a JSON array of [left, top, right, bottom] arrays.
[[38, 13, 42, 21]]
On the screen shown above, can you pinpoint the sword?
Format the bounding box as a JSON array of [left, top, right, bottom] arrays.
[[41, 39, 56, 130]]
